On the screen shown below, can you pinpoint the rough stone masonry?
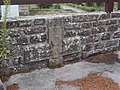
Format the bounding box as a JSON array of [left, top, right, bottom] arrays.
[[0, 12, 120, 75]]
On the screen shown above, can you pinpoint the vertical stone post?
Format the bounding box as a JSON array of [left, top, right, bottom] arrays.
[[48, 18, 63, 67]]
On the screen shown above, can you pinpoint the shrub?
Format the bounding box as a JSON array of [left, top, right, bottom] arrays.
[[37, 4, 53, 9], [0, 0, 10, 59], [52, 4, 61, 9]]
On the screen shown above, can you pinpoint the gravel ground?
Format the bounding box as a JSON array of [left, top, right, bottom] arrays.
[[4, 52, 120, 90]]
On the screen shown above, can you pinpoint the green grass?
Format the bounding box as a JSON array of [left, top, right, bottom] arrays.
[[30, 4, 38, 10], [65, 3, 104, 13], [65, 3, 119, 12], [30, 9, 75, 15], [29, 4, 75, 15]]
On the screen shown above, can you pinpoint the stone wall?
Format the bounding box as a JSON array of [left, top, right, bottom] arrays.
[[0, 12, 120, 75]]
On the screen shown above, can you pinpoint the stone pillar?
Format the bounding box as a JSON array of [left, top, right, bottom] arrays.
[[48, 18, 63, 67]]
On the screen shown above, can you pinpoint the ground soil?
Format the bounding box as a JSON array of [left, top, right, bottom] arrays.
[[84, 52, 118, 64], [51, 52, 119, 69], [56, 73, 120, 90], [6, 84, 18, 90], [0, 75, 11, 82]]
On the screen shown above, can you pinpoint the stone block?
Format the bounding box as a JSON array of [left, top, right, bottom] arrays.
[[8, 29, 21, 37], [64, 31, 76, 38], [90, 34, 100, 42], [111, 12, 120, 18], [98, 13, 110, 20], [101, 33, 111, 40], [13, 56, 24, 65], [25, 47, 38, 62], [106, 19, 117, 25], [113, 46, 120, 51], [30, 34, 47, 44], [30, 60, 49, 69], [16, 36, 29, 45], [91, 27, 98, 34], [113, 32, 120, 38], [91, 27, 106, 34], [41, 34, 47, 42], [118, 20, 120, 24], [6, 45, 18, 56], [69, 43, 80, 51], [24, 26, 46, 35], [30, 35, 39, 44], [24, 44, 50, 63], [40, 50, 50, 58], [7, 21, 18, 28], [95, 42, 104, 50], [81, 52, 89, 59], [93, 21, 106, 27], [82, 44, 92, 51], [63, 43, 80, 53], [106, 40, 118, 47], [72, 15, 85, 22], [84, 14, 99, 21], [77, 29, 90, 36], [64, 24, 73, 30], [24, 50, 30, 63], [81, 22, 92, 28], [72, 23, 81, 29], [9, 60, 49, 74], [103, 47, 114, 53], [34, 19, 45, 25], [23, 27, 34, 35], [63, 52, 80, 62], [63, 16, 72, 23], [97, 26, 106, 33], [30, 47, 39, 60], [11, 38, 17, 45], [34, 26, 46, 33], [19, 20, 32, 27], [81, 36, 90, 44], [107, 25, 118, 31]]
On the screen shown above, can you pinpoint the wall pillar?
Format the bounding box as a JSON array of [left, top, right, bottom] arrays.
[[48, 18, 63, 67]]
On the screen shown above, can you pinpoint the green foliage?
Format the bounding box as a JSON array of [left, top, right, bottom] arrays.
[[52, 4, 61, 9], [0, 0, 10, 59], [37, 4, 53, 9], [118, 2, 120, 10], [85, 3, 94, 7], [96, 3, 104, 7], [66, 3, 104, 12], [37, 4, 61, 9]]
